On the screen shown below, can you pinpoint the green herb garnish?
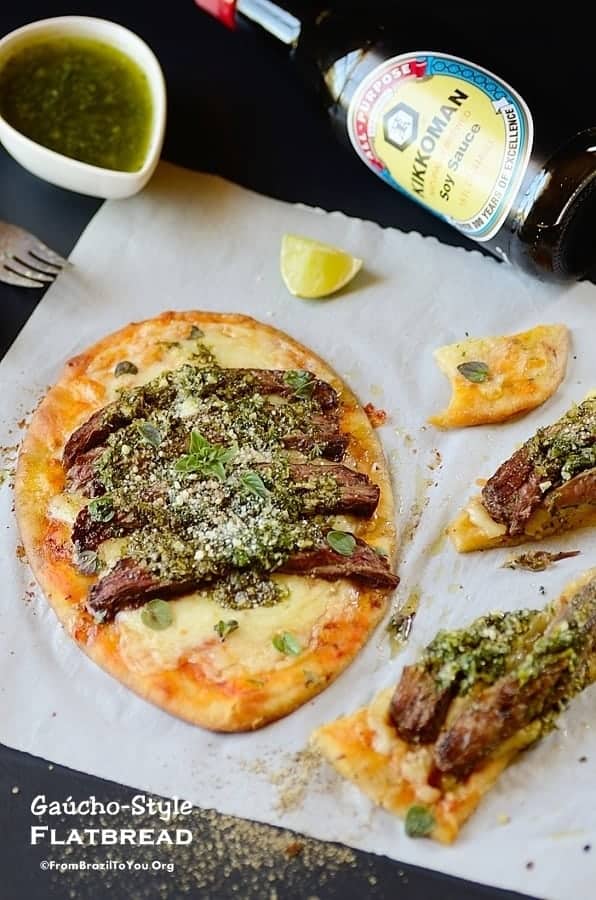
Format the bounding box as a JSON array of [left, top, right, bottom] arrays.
[[136, 421, 162, 448], [457, 360, 489, 383], [188, 325, 204, 339], [214, 619, 239, 641], [503, 550, 581, 572], [114, 360, 138, 377], [272, 632, 302, 656], [75, 549, 99, 576], [175, 430, 236, 481], [87, 496, 114, 523], [405, 805, 435, 838], [240, 471, 270, 499], [141, 599, 173, 631], [326, 530, 356, 556], [284, 370, 315, 399]]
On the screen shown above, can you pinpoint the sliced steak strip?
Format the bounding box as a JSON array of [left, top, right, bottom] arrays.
[[285, 463, 379, 516], [278, 539, 398, 589], [433, 578, 596, 779], [63, 368, 339, 470], [65, 447, 105, 497], [547, 466, 596, 510], [87, 559, 197, 621], [246, 369, 338, 411], [64, 407, 129, 470], [72, 464, 380, 552], [73, 506, 143, 552], [481, 447, 543, 536], [68, 420, 350, 496], [389, 665, 454, 744], [432, 657, 571, 780], [87, 539, 397, 621], [283, 413, 349, 461]]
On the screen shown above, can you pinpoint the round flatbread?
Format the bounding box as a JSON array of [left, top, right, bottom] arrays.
[[16, 311, 397, 731]]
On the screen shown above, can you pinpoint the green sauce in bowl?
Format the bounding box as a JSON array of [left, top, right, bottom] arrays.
[[0, 36, 153, 172]]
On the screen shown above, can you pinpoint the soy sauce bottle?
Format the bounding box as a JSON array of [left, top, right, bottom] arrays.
[[196, 0, 596, 281]]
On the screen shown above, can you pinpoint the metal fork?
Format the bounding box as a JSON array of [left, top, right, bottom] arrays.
[[0, 220, 70, 288]]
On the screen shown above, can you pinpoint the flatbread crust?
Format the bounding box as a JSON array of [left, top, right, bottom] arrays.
[[429, 325, 569, 429], [449, 493, 596, 552], [15, 311, 397, 732], [311, 687, 539, 843], [312, 569, 596, 842]]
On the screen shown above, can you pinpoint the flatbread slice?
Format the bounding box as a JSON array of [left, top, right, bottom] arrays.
[[450, 395, 596, 552], [429, 324, 569, 429], [15, 311, 398, 732], [312, 570, 596, 843]]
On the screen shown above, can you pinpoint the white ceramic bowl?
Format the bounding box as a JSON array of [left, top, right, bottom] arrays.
[[0, 17, 166, 199]]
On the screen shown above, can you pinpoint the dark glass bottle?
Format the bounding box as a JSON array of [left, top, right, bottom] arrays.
[[196, 0, 596, 281]]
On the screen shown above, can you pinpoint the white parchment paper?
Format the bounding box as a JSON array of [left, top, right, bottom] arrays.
[[2, 162, 596, 900]]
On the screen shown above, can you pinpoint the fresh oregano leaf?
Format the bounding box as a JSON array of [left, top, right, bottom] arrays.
[[272, 632, 302, 656], [457, 360, 489, 383], [114, 360, 138, 377], [240, 471, 270, 499], [214, 619, 239, 641], [326, 530, 357, 556], [75, 549, 99, 576], [284, 370, 315, 399], [87, 496, 114, 523], [137, 421, 162, 448], [405, 805, 435, 838], [175, 430, 236, 480], [141, 599, 173, 631]]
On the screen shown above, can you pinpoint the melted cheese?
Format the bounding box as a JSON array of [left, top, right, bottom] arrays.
[[116, 575, 356, 676], [48, 492, 87, 525], [466, 497, 507, 538]]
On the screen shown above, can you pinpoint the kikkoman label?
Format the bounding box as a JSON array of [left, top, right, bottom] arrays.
[[347, 52, 533, 241]]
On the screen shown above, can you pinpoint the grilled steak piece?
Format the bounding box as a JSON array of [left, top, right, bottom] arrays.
[[63, 368, 339, 470], [282, 424, 348, 461], [87, 539, 397, 621], [64, 407, 128, 471], [432, 657, 570, 779], [87, 559, 197, 621], [247, 369, 338, 410], [287, 463, 379, 516], [72, 506, 141, 552], [433, 578, 596, 779], [389, 665, 454, 744], [278, 539, 398, 589], [73, 463, 380, 552], [481, 447, 543, 535], [480, 398, 596, 535], [65, 447, 105, 497], [548, 467, 596, 509]]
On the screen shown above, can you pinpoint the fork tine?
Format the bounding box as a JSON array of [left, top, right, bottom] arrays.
[[22, 251, 63, 275], [6, 257, 56, 283], [0, 265, 49, 288], [29, 239, 70, 268]]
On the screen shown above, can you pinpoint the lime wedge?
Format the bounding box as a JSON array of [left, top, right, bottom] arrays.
[[280, 234, 363, 299]]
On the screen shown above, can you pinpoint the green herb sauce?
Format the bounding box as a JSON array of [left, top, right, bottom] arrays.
[[81, 358, 343, 610], [0, 37, 153, 171], [422, 610, 544, 694], [526, 397, 596, 488]]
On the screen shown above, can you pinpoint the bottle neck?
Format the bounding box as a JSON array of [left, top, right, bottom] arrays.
[[236, 0, 303, 45]]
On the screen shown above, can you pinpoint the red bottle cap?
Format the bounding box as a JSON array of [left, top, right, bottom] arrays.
[[194, 0, 238, 29]]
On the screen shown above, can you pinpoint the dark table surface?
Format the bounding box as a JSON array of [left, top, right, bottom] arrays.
[[4, 2, 586, 898]]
